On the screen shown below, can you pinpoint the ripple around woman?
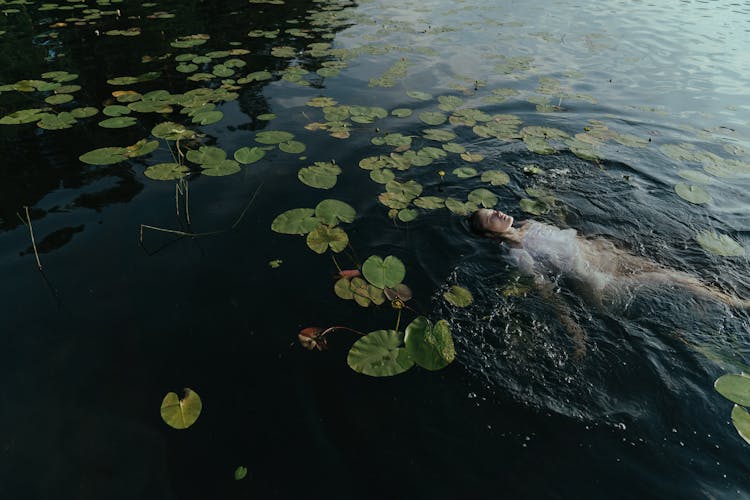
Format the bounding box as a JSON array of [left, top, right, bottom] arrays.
[[469, 208, 750, 357]]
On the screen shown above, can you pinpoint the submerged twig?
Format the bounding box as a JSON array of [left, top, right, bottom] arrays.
[[21, 206, 42, 270], [139, 183, 262, 245]]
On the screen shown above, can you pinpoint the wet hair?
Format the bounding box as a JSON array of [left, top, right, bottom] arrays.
[[468, 210, 493, 237]]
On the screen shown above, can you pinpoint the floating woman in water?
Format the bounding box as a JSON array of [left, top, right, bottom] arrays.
[[469, 208, 749, 355]]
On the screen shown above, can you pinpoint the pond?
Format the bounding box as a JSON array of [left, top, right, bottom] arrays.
[[1, 0, 750, 498]]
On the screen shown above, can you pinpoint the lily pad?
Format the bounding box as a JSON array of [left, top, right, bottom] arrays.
[[677, 170, 713, 184], [187, 146, 226, 165], [481, 170, 510, 186], [279, 140, 306, 154], [99, 116, 137, 128], [79, 146, 129, 165], [404, 316, 455, 370], [443, 285, 473, 307], [419, 111, 447, 126], [152, 122, 195, 141], [271, 208, 320, 234], [314, 199, 356, 226], [413, 196, 445, 209], [234, 466, 248, 481], [0, 108, 48, 125], [445, 197, 475, 216], [256, 130, 295, 144], [398, 208, 418, 222], [370, 169, 395, 184], [391, 108, 412, 118], [423, 129, 456, 142], [202, 159, 241, 177], [442, 142, 466, 154], [45, 93, 74, 105], [191, 110, 224, 125], [520, 198, 550, 215], [298, 161, 341, 189], [731, 405, 750, 446], [350, 277, 386, 307], [160, 388, 202, 429], [461, 152, 484, 163], [675, 183, 711, 204], [306, 224, 348, 253], [362, 255, 406, 288], [103, 105, 131, 117], [468, 188, 497, 208], [70, 107, 99, 119], [144, 163, 190, 180], [37, 113, 76, 130], [695, 231, 745, 257], [406, 90, 432, 101], [453, 166, 478, 178], [347, 330, 414, 377], [234, 146, 266, 164], [715, 373, 750, 406]]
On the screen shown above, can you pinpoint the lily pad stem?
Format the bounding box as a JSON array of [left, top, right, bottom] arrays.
[[320, 325, 366, 338], [394, 308, 402, 332], [331, 254, 343, 273], [21, 206, 42, 270]]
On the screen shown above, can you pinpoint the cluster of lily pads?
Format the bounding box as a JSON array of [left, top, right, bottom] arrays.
[[714, 373, 750, 446]]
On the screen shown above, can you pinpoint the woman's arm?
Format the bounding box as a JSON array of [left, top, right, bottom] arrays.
[[535, 276, 588, 359]]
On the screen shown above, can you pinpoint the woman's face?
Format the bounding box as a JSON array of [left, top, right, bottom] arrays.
[[475, 208, 514, 234]]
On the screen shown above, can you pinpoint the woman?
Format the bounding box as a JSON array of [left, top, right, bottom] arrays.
[[470, 208, 749, 307], [470, 208, 749, 355]]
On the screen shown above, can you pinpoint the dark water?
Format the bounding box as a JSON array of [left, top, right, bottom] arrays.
[[1, 0, 750, 498]]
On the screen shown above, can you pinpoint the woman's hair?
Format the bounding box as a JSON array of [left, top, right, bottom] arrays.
[[468, 210, 492, 237]]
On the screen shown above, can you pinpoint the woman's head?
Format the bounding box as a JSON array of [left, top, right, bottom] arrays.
[[469, 209, 514, 236]]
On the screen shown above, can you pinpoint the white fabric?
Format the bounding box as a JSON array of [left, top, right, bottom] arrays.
[[508, 221, 612, 291]]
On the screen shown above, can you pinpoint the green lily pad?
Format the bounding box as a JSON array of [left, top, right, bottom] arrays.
[[443, 142, 466, 154], [677, 170, 713, 184], [201, 159, 241, 177], [423, 129, 456, 142], [404, 316, 455, 370], [160, 388, 202, 429], [695, 231, 745, 257], [453, 166, 478, 178], [398, 208, 418, 222], [257, 113, 276, 121], [99, 116, 137, 128], [445, 197, 475, 216], [468, 188, 497, 208], [144, 163, 190, 180], [481, 170, 510, 186], [347, 330, 414, 377], [731, 404, 750, 446], [335, 277, 355, 300], [255, 130, 294, 144], [37, 112, 76, 130], [413, 196, 445, 209], [298, 161, 341, 189], [70, 107, 99, 119], [362, 255, 406, 288], [675, 183, 711, 204], [407, 90, 432, 101], [177, 63, 199, 73], [45, 93, 74, 105], [461, 152, 484, 163], [314, 199, 356, 226], [234, 466, 248, 481], [520, 198, 550, 215], [0, 108, 48, 125], [350, 277, 386, 307], [715, 373, 750, 406], [152, 122, 195, 141], [438, 95, 464, 112], [103, 105, 131, 117], [370, 169, 395, 184], [443, 285, 473, 307], [307, 96, 337, 107], [187, 146, 226, 165], [391, 108, 412, 117], [279, 140, 306, 154], [79, 146, 129, 165], [271, 208, 320, 234], [191, 110, 224, 125], [127, 139, 159, 158], [386, 179, 422, 199], [306, 224, 348, 254], [419, 111, 447, 125], [234, 146, 265, 164]]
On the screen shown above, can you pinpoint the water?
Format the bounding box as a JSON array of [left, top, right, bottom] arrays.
[[1, 0, 750, 498]]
